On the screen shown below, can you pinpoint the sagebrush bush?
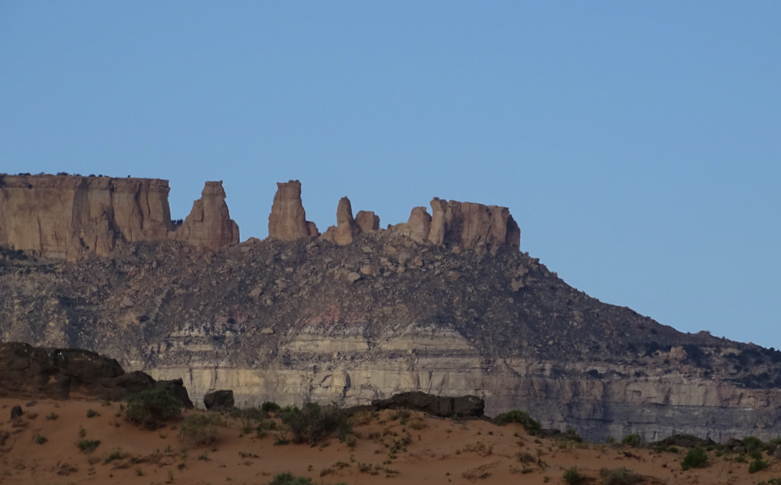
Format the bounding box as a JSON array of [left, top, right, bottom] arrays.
[[563, 467, 587, 485], [600, 467, 643, 485], [749, 458, 769, 474], [77, 439, 101, 454], [681, 447, 709, 470], [280, 402, 351, 445], [268, 472, 313, 485], [261, 401, 281, 414], [621, 434, 643, 447], [179, 413, 223, 446], [493, 410, 542, 435], [125, 387, 183, 429]]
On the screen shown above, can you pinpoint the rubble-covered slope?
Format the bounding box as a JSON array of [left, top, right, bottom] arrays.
[[1, 233, 780, 442]]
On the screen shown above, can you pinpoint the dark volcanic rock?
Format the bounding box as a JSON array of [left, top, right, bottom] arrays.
[[203, 390, 235, 410], [372, 391, 484, 418], [10, 405, 23, 419], [0, 342, 191, 406]]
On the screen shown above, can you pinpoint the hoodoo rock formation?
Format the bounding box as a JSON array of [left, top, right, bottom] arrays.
[[172, 181, 240, 250], [267, 180, 319, 241], [0, 174, 238, 259], [2, 173, 781, 443]]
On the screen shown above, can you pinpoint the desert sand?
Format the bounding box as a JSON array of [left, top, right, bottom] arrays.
[[0, 397, 778, 485]]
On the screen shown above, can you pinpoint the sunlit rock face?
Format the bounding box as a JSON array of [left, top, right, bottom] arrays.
[[0, 174, 238, 259], [2, 175, 781, 442]]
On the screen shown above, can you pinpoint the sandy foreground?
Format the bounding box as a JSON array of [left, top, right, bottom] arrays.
[[0, 397, 778, 485]]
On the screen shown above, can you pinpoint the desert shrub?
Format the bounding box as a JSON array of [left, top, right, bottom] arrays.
[[493, 410, 541, 436], [125, 387, 183, 429], [33, 433, 47, 445], [756, 479, 781, 485], [743, 436, 766, 459], [77, 439, 101, 453], [86, 408, 100, 418], [179, 414, 223, 446], [749, 458, 769, 474], [681, 447, 709, 470], [280, 402, 351, 445], [621, 434, 644, 447], [261, 401, 281, 414], [600, 467, 643, 485], [563, 467, 587, 485], [268, 472, 313, 485]]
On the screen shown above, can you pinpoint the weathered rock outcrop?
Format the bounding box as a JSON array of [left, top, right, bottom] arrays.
[[355, 211, 380, 233], [428, 198, 520, 250], [171, 181, 239, 250], [371, 391, 484, 418], [322, 197, 362, 246], [0, 342, 192, 406], [267, 180, 318, 241], [0, 174, 238, 259]]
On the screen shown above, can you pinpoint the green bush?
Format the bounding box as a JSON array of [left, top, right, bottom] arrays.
[[621, 434, 644, 447], [563, 467, 587, 485], [268, 472, 313, 485], [493, 410, 542, 436], [681, 447, 709, 470], [749, 458, 769, 474], [77, 439, 101, 454], [280, 402, 351, 445], [179, 414, 224, 446], [600, 467, 643, 485], [125, 387, 183, 429], [261, 401, 281, 413]]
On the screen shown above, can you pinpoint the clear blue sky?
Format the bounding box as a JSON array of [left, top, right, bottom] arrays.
[[1, 2, 779, 348]]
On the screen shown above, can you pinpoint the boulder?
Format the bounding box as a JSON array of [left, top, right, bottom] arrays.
[[203, 389, 235, 410], [371, 391, 484, 418], [267, 180, 313, 241], [10, 405, 23, 420]]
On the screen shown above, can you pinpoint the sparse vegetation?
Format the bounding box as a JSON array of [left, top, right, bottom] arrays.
[[749, 458, 769, 474], [262, 401, 281, 414], [494, 409, 542, 435], [267, 472, 313, 485], [33, 433, 47, 445], [86, 408, 100, 418], [77, 439, 101, 454], [600, 467, 643, 485], [563, 467, 587, 485], [280, 402, 352, 445], [45, 412, 59, 420], [681, 447, 709, 470], [179, 414, 223, 446], [125, 387, 183, 429], [621, 433, 644, 447]]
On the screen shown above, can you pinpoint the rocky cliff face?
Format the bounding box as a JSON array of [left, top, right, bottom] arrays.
[[0, 174, 238, 259], [1, 174, 780, 442]]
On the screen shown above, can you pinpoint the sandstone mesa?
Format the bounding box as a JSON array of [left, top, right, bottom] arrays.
[[1, 172, 780, 443]]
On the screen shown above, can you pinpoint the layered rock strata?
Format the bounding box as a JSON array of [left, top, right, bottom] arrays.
[[2, 233, 781, 442], [0, 174, 238, 259]]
